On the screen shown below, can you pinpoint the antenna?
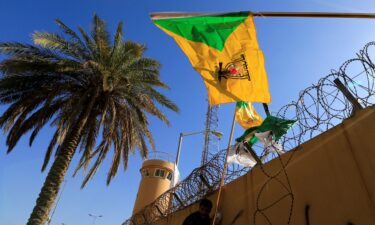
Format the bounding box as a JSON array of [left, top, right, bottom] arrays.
[[201, 103, 220, 165]]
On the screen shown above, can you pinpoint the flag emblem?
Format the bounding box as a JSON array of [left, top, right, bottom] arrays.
[[151, 12, 271, 105]]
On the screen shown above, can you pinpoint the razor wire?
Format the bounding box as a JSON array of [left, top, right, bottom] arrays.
[[123, 41, 375, 225], [253, 41, 375, 225]]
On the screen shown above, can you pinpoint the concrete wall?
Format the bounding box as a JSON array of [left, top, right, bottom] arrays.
[[152, 106, 375, 225]]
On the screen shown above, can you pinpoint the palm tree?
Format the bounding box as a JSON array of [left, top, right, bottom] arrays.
[[0, 15, 178, 225]]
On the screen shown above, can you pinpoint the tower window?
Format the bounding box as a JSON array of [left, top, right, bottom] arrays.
[[154, 169, 165, 178], [141, 169, 149, 177], [167, 172, 173, 181]]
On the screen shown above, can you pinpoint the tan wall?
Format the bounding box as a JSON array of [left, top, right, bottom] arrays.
[[152, 106, 375, 225], [133, 159, 175, 214]]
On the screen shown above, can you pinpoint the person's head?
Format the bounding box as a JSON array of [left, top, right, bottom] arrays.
[[198, 199, 212, 218]]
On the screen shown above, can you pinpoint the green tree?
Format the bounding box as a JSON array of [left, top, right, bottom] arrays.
[[0, 15, 178, 225]]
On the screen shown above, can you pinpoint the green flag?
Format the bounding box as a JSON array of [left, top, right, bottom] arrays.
[[236, 115, 296, 145]]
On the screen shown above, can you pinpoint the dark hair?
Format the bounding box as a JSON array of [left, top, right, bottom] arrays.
[[199, 198, 213, 209]]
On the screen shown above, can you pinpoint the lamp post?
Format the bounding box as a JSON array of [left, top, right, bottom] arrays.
[[175, 130, 223, 167], [88, 214, 102, 225]]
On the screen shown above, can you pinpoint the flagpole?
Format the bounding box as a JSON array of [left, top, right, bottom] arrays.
[[212, 106, 236, 225], [252, 12, 375, 19], [151, 12, 375, 20]]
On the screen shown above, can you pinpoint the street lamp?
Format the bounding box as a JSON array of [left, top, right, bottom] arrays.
[[175, 130, 223, 167], [88, 214, 103, 225]]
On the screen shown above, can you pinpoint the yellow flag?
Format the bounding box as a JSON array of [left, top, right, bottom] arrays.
[[151, 12, 271, 105], [235, 102, 263, 129]]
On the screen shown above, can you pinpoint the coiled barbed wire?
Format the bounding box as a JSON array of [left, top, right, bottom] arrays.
[[253, 41, 375, 225], [123, 41, 375, 225]]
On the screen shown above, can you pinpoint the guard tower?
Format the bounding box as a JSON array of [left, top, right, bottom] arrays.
[[132, 152, 175, 214]]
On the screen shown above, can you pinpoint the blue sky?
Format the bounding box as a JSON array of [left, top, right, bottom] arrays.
[[1, 0, 375, 225]]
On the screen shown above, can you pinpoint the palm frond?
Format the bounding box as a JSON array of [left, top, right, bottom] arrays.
[[110, 21, 123, 62], [91, 14, 111, 61], [32, 32, 87, 61]]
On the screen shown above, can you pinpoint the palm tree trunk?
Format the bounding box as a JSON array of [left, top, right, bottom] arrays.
[[26, 90, 99, 225]]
